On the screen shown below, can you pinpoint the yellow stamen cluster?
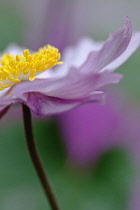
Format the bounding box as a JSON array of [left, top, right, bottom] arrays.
[[0, 45, 63, 90]]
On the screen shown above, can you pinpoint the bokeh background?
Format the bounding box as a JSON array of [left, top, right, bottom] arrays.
[[0, 0, 140, 209]]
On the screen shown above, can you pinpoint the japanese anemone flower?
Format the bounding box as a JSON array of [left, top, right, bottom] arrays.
[[0, 17, 140, 117]]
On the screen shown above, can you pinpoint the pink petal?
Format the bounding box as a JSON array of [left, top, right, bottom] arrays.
[[95, 72, 123, 89], [22, 91, 105, 116], [80, 17, 132, 73], [12, 69, 101, 99], [102, 31, 140, 72], [12, 66, 122, 101]]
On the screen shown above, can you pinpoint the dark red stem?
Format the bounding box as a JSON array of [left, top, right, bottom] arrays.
[[22, 104, 61, 210]]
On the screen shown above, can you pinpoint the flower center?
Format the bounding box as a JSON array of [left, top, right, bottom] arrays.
[[0, 45, 63, 90]]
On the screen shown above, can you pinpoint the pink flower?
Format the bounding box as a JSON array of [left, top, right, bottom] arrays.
[[59, 93, 122, 165], [0, 17, 139, 116], [59, 90, 140, 166]]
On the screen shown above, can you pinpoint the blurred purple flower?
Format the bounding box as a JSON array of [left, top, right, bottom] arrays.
[[26, 0, 83, 51], [59, 92, 126, 166], [59, 90, 140, 167], [0, 17, 139, 117]]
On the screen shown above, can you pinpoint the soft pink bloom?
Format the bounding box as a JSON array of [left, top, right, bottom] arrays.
[[0, 17, 139, 117], [59, 92, 122, 165], [59, 90, 140, 166]]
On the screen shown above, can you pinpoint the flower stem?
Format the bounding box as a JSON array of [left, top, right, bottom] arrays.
[[22, 104, 61, 210]]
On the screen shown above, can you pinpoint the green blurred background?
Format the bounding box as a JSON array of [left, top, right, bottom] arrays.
[[0, 0, 140, 210]]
